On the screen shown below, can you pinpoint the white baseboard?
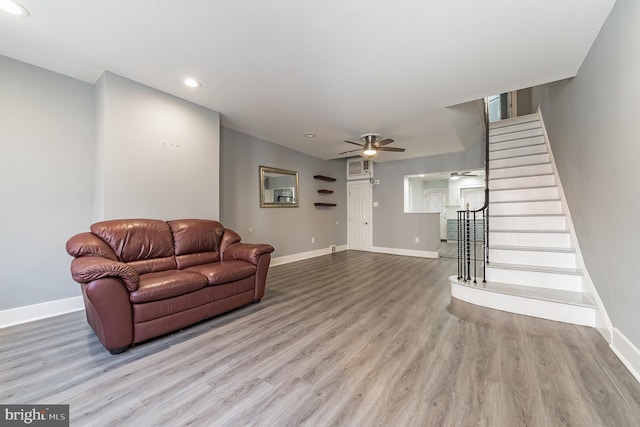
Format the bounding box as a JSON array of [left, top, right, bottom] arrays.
[[610, 327, 640, 384], [271, 245, 347, 266], [0, 296, 84, 329], [370, 246, 439, 259]]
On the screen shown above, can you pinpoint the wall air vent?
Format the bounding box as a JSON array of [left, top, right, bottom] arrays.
[[347, 159, 373, 181]]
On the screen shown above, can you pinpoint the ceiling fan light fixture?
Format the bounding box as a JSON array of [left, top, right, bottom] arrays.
[[363, 142, 377, 156]]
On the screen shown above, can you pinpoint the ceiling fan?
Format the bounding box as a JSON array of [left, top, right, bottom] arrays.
[[339, 133, 406, 158]]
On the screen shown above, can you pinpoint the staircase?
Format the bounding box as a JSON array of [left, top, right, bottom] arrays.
[[449, 113, 597, 327]]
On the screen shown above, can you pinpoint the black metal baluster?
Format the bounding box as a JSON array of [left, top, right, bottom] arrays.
[[473, 210, 477, 284], [465, 206, 471, 281]]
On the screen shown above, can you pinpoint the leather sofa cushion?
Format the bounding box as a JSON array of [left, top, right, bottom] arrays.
[[127, 256, 177, 275], [185, 260, 256, 286], [168, 219, 224, 256], [91, 219, 175, 263], [175, 252, 220, 269], [130, 270, 208, 303]]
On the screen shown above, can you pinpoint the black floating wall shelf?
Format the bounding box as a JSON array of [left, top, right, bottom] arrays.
[[313, 175, 336, 182]]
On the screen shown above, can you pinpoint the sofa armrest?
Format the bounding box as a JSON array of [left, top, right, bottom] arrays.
[[223, 243, 275, 266], [71, 257, 140, 291]]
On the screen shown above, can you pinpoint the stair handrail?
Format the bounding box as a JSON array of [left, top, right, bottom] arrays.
[[457, 98, 490, 283]]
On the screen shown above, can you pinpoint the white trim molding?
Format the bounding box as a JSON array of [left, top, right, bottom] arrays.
[[0, 296, 84, 329], [271, 245, 347, 267], [370, 246, 439, 259], [611, 328, 640, 384]]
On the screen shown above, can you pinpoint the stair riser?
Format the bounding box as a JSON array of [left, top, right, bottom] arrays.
[[490, 249, 577, 269], [484, 267, 583, 291], [489, 232, 572, 249], [490, 120, 541, 136], [490, 136, 545, 151], [490, 163, 553, 179], [490, 174, 555, 189], [490, 144, 547, 160], [489, 114, 540, 129], [489, 128, 544, 143], [490, 215, 566, 231], [450, 282, 594, 327], [490, 187, 558, 202], [491, 200, 563, 215], [490, 153, 550, 169]]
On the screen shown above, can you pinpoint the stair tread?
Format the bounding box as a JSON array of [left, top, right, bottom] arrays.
[[490, 245, 575, 253], [490, 173, 555, 180], [491, 198, 561, 204], [489, 141, 545, 151], [490, 229, 570, 234], [486, 262, 582, 275], [490, 185, 557, 192], [452, 278, 594, 307], [489, 213, 566, 218], [490, 161, 551, 171]]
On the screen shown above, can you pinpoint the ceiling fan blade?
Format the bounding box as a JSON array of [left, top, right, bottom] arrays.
[[373, 138, 394, 147], [377, 146, 406, 152], [344, 140, 364, 147], [339, 148, 363, 155]]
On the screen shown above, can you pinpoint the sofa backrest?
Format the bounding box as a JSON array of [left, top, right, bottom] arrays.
[[90, 219, 177, 274], [168, 219, 224, 269]]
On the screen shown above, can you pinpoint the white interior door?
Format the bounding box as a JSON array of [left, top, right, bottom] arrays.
[[425, 189, 447, 240], [347, 180, 372, 251]]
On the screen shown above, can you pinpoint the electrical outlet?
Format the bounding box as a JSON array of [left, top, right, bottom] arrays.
[[414, 237, 420, 243], [312, 237, 315, 244]]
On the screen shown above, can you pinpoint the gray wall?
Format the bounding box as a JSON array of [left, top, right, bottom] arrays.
[[220, 127, 347, 257], [95, 72, 220, 220], [530, 0, 640, 347], [0, 58, 222, 312], [373, 139, 484, 251], [0, 56, 94, 310]]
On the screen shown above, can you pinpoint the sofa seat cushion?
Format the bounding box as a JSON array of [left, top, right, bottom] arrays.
[[130, 270, 208, 303], [185, 260, 256, 286]]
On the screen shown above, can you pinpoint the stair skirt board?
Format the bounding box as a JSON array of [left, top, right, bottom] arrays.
[[450, 278, 595, 327]]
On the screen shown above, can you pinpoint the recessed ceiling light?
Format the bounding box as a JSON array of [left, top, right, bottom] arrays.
[[184, 78, 201, 88], [305, 133, 315, 138], [0, 0, 30, 16]]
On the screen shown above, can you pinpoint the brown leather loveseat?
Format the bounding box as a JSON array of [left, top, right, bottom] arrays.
[[66, 218, 274, 354]]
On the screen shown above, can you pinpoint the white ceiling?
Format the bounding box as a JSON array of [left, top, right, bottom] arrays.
[[0, 0, 614, 162]]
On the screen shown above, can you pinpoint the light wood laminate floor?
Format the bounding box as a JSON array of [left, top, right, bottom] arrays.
[[2, 251, 640, 426]]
